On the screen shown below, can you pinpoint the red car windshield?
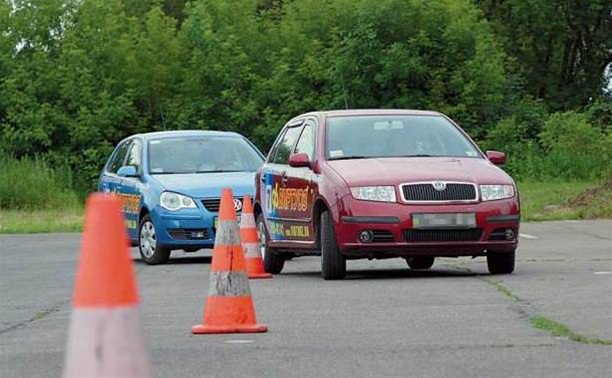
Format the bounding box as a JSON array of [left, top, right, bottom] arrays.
[[326, 115, 481, 160]]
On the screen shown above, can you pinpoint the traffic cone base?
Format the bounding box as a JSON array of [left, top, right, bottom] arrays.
[[245, 251, 272, 279], [248, 271, 273, 279], [192, 323, 268, 334]]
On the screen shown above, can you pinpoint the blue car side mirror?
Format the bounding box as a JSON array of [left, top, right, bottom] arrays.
[[117, 165, 138, 177]]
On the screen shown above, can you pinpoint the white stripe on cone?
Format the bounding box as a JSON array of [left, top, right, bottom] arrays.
[[243, 242, 260, 258], [240, 215, 256, 228], [63, 307, 150, 378]]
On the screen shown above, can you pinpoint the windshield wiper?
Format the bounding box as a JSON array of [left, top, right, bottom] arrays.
[[397, 154, 434, 157], [328, 156, 370, 161], [195, 169, 244, 173], [329, 154, 436, 160]]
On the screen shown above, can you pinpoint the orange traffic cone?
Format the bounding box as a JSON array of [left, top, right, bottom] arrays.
[[63, 193, 150, 378], [240, 195, 272, 279], [192, 188, 268, 334]]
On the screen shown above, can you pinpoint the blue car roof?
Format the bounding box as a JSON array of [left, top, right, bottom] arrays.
[[135, 130, 243, 141]]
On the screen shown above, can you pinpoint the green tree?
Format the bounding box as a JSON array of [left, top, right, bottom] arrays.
[[4, 0, 606, 193], [251, 0, 511, 141], [475, 0, 612, 109]]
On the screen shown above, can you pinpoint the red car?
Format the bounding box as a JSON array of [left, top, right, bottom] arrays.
[[254, 109, 519, 280]]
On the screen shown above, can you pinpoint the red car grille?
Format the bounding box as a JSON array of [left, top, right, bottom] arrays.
[[401, 183, 477, 202], [371, 230, 394, 242], [404, 228, 482, 242]]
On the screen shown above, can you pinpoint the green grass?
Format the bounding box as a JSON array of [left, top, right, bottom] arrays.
[[0, 209, 83, 234], [480, 277, 520, 302], [0, 156, 81, 210], [531, 316, 612, 345], [518, 180, 612, 221], [0, 156, 84, 233]]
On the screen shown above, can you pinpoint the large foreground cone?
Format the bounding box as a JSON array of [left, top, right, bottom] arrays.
[[240, 195, 272, 279], [63, 193, 150, 378], [192, 188, 268, 334]]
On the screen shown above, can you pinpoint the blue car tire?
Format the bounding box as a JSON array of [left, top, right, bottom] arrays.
[[139, 214, 171, 265]]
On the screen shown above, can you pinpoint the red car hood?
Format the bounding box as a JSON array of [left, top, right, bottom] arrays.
[[327, 157, 513, 186]]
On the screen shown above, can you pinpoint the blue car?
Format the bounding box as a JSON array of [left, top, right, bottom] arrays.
[[98, 130, 265, 264]]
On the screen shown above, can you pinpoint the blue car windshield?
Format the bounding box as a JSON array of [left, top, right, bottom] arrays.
[[148, 136, 263, 174]]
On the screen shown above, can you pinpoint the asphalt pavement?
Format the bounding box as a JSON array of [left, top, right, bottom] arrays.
[[1, 220, 611, 377]]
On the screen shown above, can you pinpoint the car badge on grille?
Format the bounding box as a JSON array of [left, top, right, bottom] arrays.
[[432, 181, 446, 191], [233, 198, 243, 211]]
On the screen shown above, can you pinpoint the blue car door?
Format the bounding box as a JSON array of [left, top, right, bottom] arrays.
[[117, 139, 143, 240], [99, 139, 132, 194]]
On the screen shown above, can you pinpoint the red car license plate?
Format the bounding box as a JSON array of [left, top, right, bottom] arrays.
[[412, 213, 476, 229]]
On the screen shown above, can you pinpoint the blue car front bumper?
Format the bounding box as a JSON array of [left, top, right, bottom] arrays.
[[150, 207, 217, 250]]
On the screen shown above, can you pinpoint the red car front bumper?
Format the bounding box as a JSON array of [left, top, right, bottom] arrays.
[[334, 195, 519, 258]]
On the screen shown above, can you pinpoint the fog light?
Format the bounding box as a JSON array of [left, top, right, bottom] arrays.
[[505, 228, 515, 241], [359, 230, 374, 243]]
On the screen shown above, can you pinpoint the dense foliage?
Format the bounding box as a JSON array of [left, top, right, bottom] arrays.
[[0, 0, 611, 194]]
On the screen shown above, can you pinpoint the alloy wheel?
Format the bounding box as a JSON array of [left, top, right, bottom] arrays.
[[140, 221, 157, 258], [257, 219, 267, 260]]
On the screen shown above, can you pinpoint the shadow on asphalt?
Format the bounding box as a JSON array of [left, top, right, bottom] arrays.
[[133, 256, 212, 265], [282, 267, 477, 280]]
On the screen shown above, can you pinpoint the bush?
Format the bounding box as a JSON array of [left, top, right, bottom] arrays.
[[484, 97, 548, 150], [585, 100, 612, 133], [484, 108, 611, 181], [0, 155, 81, 210], [540, 112, 604, 153], [538, 111, 612, 179]]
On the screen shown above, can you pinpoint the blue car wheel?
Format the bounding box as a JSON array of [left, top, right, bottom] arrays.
[[139, 214, 171, 265]]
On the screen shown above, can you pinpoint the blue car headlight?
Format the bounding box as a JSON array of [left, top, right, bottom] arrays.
[[160, 191, 197, 211]]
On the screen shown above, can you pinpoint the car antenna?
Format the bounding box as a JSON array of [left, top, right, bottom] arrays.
[[339, 68, 349, 109]]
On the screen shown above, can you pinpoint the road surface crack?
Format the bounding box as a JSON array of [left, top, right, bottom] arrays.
[[0, 300, 69, 335], [451, 264, 612, 346]]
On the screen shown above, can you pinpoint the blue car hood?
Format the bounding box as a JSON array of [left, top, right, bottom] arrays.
[[150, 172, 256, 198]]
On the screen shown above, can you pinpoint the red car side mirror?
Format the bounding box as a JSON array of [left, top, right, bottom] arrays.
[[486, 150, 506, 166], [288, 153, 310, 168]]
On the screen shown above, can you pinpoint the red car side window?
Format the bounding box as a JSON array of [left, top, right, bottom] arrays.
[[294, 121, 315, 161], [271, 126, 303, 165]]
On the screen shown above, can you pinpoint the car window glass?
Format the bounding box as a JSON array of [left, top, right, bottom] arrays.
[[326, 116, 480, 159], [125, 140, 142, 171], [148, 137, 263, 174], [294, 121, 315, 161], [108, 140, 132, 173], [267, 128, 287, 163], [271, 125, 303, 165]]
